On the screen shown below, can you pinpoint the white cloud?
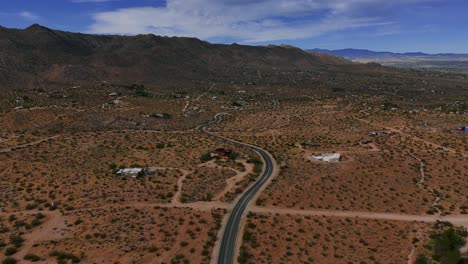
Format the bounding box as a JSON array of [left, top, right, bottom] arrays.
[[19, 11, 39, 21], [87, 0, 432, 43]]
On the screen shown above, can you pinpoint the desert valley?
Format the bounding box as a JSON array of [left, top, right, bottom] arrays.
[[0, 23, 467, 264]]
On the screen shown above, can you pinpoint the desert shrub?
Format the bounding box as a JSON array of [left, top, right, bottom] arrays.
[[383, 101, 398, 110], [238, 246, 251, 264], [2, 258, 17, 264], [30, 218, 42, 227], [35, 213, 45, 220], [253, 164, 262, 174], [228, 152, 239, 160], [4, 247, 17, 256], [25, 203, 37, 210], [148, 245, 158, 252], [109, 163, 117, 170], [50, 251, 80, 263], [247, 158, 262, 164], [24, 254, 41, 262], [430, 228, 466, 264], [200, 152, 212, 163], [9, 236, 23, 247], [415, 254, 430, 264]]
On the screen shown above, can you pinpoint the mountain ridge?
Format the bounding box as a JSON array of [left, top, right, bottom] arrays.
[[0, 24, 365, 89]]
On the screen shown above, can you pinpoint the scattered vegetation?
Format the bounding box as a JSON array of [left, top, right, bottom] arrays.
[[419, 227, 467, 264]]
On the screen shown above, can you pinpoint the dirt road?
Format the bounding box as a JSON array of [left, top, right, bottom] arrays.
[[0, 135, 60, 153], [250, 206, 468, 228]]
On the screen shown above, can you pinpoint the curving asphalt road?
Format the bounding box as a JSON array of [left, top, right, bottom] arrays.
[[198, 113, 276, 264]]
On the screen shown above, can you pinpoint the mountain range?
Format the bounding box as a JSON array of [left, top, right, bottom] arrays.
[[0, 24, 364, 89]]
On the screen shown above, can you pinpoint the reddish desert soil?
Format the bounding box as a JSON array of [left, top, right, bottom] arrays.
[[241, 213, 432, 264]]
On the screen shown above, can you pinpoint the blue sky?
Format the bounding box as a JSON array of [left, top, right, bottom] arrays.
[[1, 0, 467, 53]]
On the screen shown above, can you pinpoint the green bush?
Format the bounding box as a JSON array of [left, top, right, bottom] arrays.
[[204, 193, 213, 202], [24, 254, 41, 262], [2, 257, 17, 264], [200, 152, 212, 163], [4, 247, 17, 256], [238, 246, 250, 264], [25, 203, 37, 210], [148, 245, 158, 252], [247, 158, 262, 164], [415, 254, 430, 264], [9, 235, 23, 247], [228, 152, 239, 160], [35, 213, 45, 220], [430, 228, 466, 264], [109, 163, 117, 170], [253, 164, 262, 174], [50, 250, 80, 263]]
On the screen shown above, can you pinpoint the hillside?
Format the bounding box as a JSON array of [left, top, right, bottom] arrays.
[[0, 24, 354, 88]]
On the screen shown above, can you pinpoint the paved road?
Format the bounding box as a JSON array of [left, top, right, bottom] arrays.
[[198, 113, 276, 264]]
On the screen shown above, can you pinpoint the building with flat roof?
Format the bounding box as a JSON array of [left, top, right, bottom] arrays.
[[116, 168, 145, 178], [312, 153, 341, 163]]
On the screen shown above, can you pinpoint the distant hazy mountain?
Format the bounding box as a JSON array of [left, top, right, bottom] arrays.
[[310, 48, 468, 60], [311, 48, 468, 72]]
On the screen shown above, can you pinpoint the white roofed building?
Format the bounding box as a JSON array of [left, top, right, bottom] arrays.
[[116, 168, 145, 178], [312, 153, 341, 163]]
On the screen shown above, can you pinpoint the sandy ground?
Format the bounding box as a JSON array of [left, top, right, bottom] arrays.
[[12, 210, 72, 261], [0, 135, 60, 153], [198, 159, 254, 201], [147, 167, 191, 206]]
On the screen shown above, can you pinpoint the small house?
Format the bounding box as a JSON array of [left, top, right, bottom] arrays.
[[312, 153, 341, 163], [116, 168, 146, 178], [211, 148, 233, 161]]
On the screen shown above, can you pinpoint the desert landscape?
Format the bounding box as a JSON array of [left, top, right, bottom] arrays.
[[0, 16, 467, 264]]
